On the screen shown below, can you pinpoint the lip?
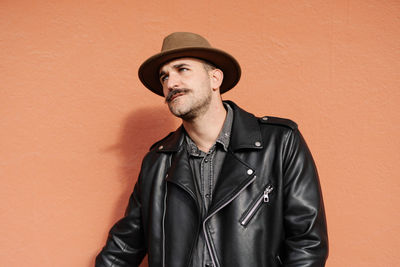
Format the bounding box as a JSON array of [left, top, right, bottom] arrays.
[[170, 92, 185, 102]]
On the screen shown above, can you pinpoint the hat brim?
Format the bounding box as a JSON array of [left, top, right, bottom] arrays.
[[138, 47, 241, 96]]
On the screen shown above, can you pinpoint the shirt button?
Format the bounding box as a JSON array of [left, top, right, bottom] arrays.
[[205, 194, 211, 198], [205, 263, 213, 267], [254, 141, 261, 147], [158, 145, 164, 150], [262, 116, 268, 121]]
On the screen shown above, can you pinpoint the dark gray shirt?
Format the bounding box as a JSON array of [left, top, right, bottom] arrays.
[[185, 103, 233, 267]]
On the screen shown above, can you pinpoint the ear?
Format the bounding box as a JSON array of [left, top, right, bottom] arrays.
[[210, 69, 224, 91]]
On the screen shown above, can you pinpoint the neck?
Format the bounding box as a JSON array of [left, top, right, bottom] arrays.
[[183, 99, 226, 152]]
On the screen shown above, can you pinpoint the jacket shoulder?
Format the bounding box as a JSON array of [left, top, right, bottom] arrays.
[[149, 131, 175, 151], [258, 115, 298, 130]]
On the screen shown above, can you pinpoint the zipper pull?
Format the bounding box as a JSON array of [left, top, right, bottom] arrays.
[[263, 185, 273, 202]]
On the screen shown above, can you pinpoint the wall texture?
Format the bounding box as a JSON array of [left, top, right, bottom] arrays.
[[1, 0, 399, 266]]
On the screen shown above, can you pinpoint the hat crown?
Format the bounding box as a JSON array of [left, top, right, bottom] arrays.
[[161, 32, 212, 52]]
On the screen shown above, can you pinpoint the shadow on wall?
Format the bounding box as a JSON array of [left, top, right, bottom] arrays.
[[92, 104, 177, 267]]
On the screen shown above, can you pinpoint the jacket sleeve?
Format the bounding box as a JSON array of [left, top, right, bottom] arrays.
[[281, 128, 328, 267], [95, 173, 146, 267]]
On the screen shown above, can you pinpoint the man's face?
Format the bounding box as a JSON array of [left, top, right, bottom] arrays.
[[159, 58, 213, 121]]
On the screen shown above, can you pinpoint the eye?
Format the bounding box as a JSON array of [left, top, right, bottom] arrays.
[[160, 75, 169, 83], [179, 67, 189, 72]]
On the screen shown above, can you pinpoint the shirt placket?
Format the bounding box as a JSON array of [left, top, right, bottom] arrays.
[[201, 147, 215, 213], [200, 147, 215, 267]]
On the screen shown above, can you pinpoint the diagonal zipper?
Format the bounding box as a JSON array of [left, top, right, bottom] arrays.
[[240, 184, 273, 227]]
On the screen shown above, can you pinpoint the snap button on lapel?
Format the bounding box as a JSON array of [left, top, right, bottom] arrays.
[[262, 116, 268, 121], [158, 145, 164, 150], [247, 169, 254, 175], [254, 141, 261, 147]]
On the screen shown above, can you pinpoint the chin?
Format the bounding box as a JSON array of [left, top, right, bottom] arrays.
[[169, 106, 195, 120], [169, 100, 186, 113], [169, 105, 186, 117]]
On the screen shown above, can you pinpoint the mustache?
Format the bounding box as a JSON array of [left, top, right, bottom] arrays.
[[165, 88, 191, 103]]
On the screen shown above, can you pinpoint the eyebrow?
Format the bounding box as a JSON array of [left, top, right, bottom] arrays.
[[159, 63, 191, 78]]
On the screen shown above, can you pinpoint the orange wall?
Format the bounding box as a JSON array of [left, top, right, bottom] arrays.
[[1, 1, 399, 266]]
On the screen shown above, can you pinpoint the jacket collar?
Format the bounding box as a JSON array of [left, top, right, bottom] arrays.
[[156, 100, 263, 153]]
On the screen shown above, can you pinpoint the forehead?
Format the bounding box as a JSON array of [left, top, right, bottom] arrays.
[[159, 57, 204, 73]]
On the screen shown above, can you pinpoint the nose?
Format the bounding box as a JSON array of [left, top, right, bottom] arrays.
[[166, 71, 180, 91]]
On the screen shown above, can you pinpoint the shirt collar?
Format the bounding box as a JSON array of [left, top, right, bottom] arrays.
[[215, 102, 233, 151]]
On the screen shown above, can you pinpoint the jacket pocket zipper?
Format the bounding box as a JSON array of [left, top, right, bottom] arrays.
[[239, 185, 273, 227]]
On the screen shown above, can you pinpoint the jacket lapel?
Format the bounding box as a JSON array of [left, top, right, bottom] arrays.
[[156, 126, 199, 207], [165, 147, 198, 204], [225, 100, 264, 151], [208, 150, 256, 215]]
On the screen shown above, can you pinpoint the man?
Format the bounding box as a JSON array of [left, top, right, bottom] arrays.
[[96, 32, 328, 267]]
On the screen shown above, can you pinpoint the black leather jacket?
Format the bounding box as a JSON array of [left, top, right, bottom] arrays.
[[96, 101, 328, 267]]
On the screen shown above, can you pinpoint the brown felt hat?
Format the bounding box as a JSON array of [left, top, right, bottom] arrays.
[[138, 32, 241, 96]]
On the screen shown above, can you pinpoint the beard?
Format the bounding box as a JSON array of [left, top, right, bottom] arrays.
[[165, 87, 212, 121]]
